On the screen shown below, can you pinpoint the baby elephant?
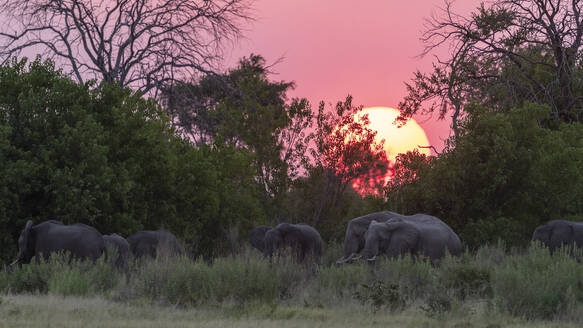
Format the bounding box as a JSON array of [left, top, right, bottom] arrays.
[[103, 233, 130, 268], [361, 214, 461, 262], [127, 230, 184, 259], [252, 223, 323, 262], [532, 220, 583, 255]]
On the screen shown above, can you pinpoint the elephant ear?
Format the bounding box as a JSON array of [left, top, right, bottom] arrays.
[[549, 222, 574, 250], [385, 222, 420, 257]]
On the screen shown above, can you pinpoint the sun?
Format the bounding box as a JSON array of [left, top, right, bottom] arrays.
[[351, 106, 431, 194], [359, 107, 430, 164]]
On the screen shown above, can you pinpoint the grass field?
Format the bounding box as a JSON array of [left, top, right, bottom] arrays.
[[0, 294, 579, 328], [1, 244, 583, 327]]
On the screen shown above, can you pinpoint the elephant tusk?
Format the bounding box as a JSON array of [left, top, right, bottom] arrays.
[[350, 255, 362, 262], [366, 255, 377, 262], [9, 259, 19, 266], [336, 252, 358, 265]]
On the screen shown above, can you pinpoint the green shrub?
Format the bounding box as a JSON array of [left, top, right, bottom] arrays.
[[213, 255, 279, 303], [86, 257, 121, 294], [353, 280, 407, 313], [373, 256, 435, 299], [48, 267, 89, 296], [317, 264, 368, 297], [440, 252, 492, 300], [274, 257, 310, 300], [493, 244, 583, 320], [420, 291, 453, 318], [0, 261, 50, 293], [132, 254, 279, 306]]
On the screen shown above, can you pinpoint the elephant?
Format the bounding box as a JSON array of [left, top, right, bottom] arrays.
[[249, 225, 271, 253], [361, 214, 462, 262], [11, 220, 105, 265], [103, 233, 130, 268], [127, 230, 184, 259], [336, 211, 404, 264], [532, 220, 583, 254], [263, 223, 323, 262]]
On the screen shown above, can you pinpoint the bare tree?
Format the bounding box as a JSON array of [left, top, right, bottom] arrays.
[[0, 0, 254, 95], [399, 0, 583, 134]]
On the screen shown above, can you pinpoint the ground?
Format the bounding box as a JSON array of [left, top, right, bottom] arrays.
[[0, 294, 579, 328]]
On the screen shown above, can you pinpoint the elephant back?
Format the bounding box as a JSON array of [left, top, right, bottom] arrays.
[[33, 221, 105, 262]]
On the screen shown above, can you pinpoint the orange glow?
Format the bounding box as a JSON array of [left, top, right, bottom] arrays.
[[352, 107, 430, 195]]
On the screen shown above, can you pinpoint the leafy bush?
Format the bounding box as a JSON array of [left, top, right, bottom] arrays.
[[373, 256, 434, 299], [48, 267, 89, 296], [420, 291, 453, 318], [132, 254, 278, 306], [0, 261, 50, 294], [317, 263, 368, 297], [493, 244, 583, 320], [440, 253, 492, 300], [353, 280, 407, 313]]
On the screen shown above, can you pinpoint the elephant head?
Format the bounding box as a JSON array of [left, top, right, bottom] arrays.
[[249, 226, 271, 253], [336, 211, 400, 265], [361, 219, 420, 261], [13, 220, 35, 265], [263, 226, 284, 257]]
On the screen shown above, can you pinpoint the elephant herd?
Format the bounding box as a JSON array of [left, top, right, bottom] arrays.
[[10, 220, 184, 268], [10, 214, 581, 269], [250, 211, 583, 264]]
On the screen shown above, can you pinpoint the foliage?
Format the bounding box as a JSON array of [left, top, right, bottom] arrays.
[[439, 254, 492, 300], [419, 291, 453, 318], [1, 243, 583, 322], [0, 57, 264, 261], [399, 0, 583, 132], [353, 280, 406, 313], [292, 96, 388, 236], [385, 102, 583, 248], [163, 55, 313, 222], [493, 244, 583, 320]]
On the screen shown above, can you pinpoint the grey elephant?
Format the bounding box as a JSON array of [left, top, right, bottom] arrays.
[[103, 233, 130, 268], [336, 211, 404, 264], [263, 223, 323, 262], [127, 230, 184, 259], [361, 214, 462, 262], [249, 225, 271, 253], [11, 220, 105, 265], [532, 220, 583, 254]]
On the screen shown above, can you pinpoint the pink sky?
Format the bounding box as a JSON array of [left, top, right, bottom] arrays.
[[226, 0, 483, 152]]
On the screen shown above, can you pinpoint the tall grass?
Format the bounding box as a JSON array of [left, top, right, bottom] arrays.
[[2, 243, 583, 322]]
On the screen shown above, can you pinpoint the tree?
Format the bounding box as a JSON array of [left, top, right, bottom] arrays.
[[399, 0, 583, 135], [0, 0, 253, 95], [0, 57, 265, 261], [162, 55, 313, 221], [307, 96, 388, 227], [385, 102, 583, 248]]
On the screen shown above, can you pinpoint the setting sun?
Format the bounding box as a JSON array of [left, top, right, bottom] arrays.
[[352, 106, 431, 194], [359, 107, 430, 163]]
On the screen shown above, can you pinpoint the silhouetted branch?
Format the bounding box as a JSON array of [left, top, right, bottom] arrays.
[[0, 0, 254, 95]]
